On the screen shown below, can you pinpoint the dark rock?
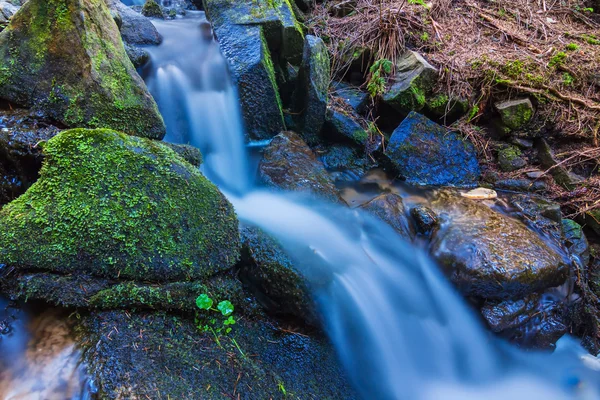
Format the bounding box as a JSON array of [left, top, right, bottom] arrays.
[[382, 51, 437, 114], [259, 131, 344, 203], [504, 194, 563, 245], [320, 145, 367, 182], [498, 145, 527, 172], [583, 210, 600, 236], [481, 293, 567, 349], [562, 219, 590, 266], [163, 142, 203, 167], [511, 137, 534, 149], [141, 0, 164, 18], [494, 179, 546, 192], [0, 129, 239, 282], [324, 104, 368, 147], [295, 35, 330, 144], [124, 43, 150, 68], [429, 191, 569, 300], [0, 0, 166, 138], [329, 0, 356, 17], [105, 0, 163, 45], [359, 193, 414, 240], [410, 205, 439, 236], [239, 225, 317, 323], [425, 94, 469, 123], [332, 81, 370, 115], [495, 98, 534, 130], [536, 139, 583, 190], [78, 310, 357, 399], [386, 112, 480, 186]]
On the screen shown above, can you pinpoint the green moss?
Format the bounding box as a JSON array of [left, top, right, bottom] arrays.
[[502, 60, 524, 78], [142, 0, 164, 18], [0, 129, 239, 282], [549, 51, 567, 67], [260, 30, 284, 124], [565, 43, 579, 51]]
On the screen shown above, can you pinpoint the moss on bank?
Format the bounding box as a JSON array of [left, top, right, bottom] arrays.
[[0, 128, 239, 282]]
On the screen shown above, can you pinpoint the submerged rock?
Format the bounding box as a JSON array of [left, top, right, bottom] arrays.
[[0, 129, 239, 282], [429, 191, 569, 299], [385, 112, 480, 186], [259, 131, 344, 203], [0, 0, 165, 138], [295, 35, 330, 144], [382, 51, 437, 114]]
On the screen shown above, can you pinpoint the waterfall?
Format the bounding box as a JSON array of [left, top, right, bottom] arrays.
[[146, 13, 600, 399]]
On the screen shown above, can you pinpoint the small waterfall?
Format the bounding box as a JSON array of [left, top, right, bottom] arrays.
[[147, 13, 600, 399]]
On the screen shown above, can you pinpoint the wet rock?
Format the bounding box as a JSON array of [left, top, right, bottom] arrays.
[[320, 145, 367, 182], [239, 225, 317, 323], [78, 310, 357, 399], [163, 142, 203, 167], [295, 35, 330, 144], [359, 193, 414, 240], [494, 179, 546, 192], [498, 145, 527, 172], [562, 219, 590, 266], [324, 104, 368, 147], [505, 194, 563, 244], [332, 81, 370, 115], [105, 0, 163, 45], [429, 191, 569, 300], [141, 0, 164, 18], [0, 129, 239, 282], [410, 205, 439, 236], [0, 0, 166, 138], [386, 112, 480, 186], [461, 188, 497, 200], [259, 131, 344, 203], [536, 139, 583, 190], [425, 94, 469, 123], [495, 98, 534, 130], [481, 293, 567, 349], [0, 108, 60, 206], [124, 43, 150, 68], [382, 51, 437, 114], [0, 1, 18, 22]]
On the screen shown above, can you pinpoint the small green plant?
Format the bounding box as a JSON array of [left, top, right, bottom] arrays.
[[502, 60, 524, 78], [565, 43, 579, 51], [195, 293, 244, 357], [562, 72, 574, 85], [466, 104, 479, 122], [408, 0, 430, 8], [581, 34, 600, 45], [420, 32, 429, 42], [367, 59, 393, 98], [549, 51, 567, 67]]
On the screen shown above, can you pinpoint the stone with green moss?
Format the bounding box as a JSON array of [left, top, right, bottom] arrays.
[[141, 0, 164, 18], [495, 98, 534, 131], [324, 103, 368, 147], [382, 51, 438, 114], [425, 93, 469, 122], [0, 0, 165, 139], [0, 128, 239, 282], [498, 145, 526, 172]]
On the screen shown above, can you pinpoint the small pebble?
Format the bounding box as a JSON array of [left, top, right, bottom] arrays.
[[461, 187, 498, 200]]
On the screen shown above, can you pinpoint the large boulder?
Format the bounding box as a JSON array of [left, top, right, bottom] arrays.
[[386, 112, 480, 186], [105, 0, 162, 45], [294, 35, 330, 144], [429, 191, 569, 299], [0, 129, 239, 282], [259, 131, 343, 203], [382, 51, 437, 113], [0, 0, 165, 138]]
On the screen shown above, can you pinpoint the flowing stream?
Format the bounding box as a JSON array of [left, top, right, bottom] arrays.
[[144, 12, 600, 400]]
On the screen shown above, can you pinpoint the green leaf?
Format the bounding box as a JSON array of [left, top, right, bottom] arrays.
[[196, 294, 213, 310], [217, 300, 234, 316], [224, 316, 236, 326], [225, 328, 232, 334]]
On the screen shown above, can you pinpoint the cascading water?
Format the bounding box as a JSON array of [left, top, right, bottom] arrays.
[[146, 13, 600, 399]]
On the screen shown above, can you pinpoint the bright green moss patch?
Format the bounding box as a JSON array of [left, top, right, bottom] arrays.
[[0, 129, 240, 282]]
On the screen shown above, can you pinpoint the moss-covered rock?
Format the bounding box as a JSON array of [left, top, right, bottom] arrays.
[[141, 0, 163, 18], [294, 35, 330, 144], [324, 104, 368, 147], [429, 190, 569, 299], [0, 0, 165, 138], [0, 128, 239, 282], [498, 145, 527, 172], [259, 131, 344, 203], [385, 112, 480, 186], [382, 51, 437, 114], [495, 98, 534, 130]]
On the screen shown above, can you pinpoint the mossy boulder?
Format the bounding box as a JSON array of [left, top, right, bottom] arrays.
[[382, 51, 438, 114], [495, 98, 534, 130], [0, 0, 165, 139], [385, 112, 480, 186], [259, 131, 344, 203], [324, 104, 368, 147], [429, 191, 569, 299], [294, 35, 330, 144], [498, 145, 527, 172], [0, 129, 239, 282], [141, 0, 163, 18]]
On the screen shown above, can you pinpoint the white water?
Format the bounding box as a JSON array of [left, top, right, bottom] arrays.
[[147, 13, 600, 399]]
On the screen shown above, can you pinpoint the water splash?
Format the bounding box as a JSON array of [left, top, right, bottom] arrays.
[[148, 13, 600, 399]]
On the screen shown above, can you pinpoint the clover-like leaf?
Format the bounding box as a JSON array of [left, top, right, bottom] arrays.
[[196, 294, 213, 310], [217, 300, 234, 316], [224, 316, 236, 326]]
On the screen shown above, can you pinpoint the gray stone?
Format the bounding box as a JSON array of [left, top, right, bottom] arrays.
[[495, 98, 534, 130]]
